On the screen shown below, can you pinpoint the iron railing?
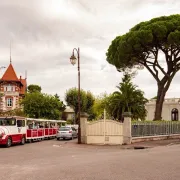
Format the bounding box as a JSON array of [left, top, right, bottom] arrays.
[[132, 121, 180, 137]]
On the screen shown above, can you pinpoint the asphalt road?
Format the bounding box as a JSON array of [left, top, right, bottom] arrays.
[[0, 139, 180, 180]]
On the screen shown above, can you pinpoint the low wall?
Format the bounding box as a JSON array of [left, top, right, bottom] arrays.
[[86, 135, 123, 145], [132, 134, 180, 143]]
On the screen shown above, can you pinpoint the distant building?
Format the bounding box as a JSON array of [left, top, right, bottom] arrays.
[[0, 62, 27, 112], [62, 106, 75, 121], [145, 98, 180, 121]]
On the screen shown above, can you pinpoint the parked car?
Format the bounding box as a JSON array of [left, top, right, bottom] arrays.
[[57, 126, 77, 140], [65, 124, 79, 131]]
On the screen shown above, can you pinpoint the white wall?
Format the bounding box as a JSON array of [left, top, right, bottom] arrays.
[[145, 98, 180, 121]]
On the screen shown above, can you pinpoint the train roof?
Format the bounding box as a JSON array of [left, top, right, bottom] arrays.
[[0, 116, 66, 123], [26, 118, 66, 123], [0, 116, 26, 120]]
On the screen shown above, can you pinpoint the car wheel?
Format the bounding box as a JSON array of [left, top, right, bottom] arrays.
[[57, 138, 60, 141], [6, 137, 12, 148], [20, 136, 25, 145]]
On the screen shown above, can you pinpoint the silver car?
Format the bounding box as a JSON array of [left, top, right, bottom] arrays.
[[57, 126, 77, 140]]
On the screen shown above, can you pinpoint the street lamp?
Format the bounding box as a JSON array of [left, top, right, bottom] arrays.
[[70, 47, 81, 144]]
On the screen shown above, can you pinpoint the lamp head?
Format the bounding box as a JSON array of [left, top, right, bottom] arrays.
[[70, 55, 77, 65]]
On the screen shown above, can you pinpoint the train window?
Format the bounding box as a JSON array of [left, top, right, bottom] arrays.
[[8, 119, 16, 126], [17, 120, 25, 127], [0, 118, 16, 126], [0, 118, 4, 126]]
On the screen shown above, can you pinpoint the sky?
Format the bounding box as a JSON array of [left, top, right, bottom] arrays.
[[0, 0, 180, 102]]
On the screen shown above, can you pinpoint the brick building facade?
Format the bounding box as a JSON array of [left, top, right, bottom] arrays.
[[0, 62, 27, 112]]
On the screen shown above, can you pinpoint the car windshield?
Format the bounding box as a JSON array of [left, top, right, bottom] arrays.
[[59, 127, 71, 131]]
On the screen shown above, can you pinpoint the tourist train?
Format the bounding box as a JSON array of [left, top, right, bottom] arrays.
[[0, 116, 66, 147]]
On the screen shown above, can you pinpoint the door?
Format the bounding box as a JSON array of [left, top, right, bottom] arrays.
[[5, 118, 17, 143], [16, 119, 26, 142]]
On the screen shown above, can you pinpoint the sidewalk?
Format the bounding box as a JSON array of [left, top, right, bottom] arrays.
[[62, 138, 180, 149], [121, 138, 180, 149]]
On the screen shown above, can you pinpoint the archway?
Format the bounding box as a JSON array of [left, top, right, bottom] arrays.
[[171, 108, 179, 121]]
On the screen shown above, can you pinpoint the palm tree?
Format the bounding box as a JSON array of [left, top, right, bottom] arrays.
[[109, 73, 148, 120]]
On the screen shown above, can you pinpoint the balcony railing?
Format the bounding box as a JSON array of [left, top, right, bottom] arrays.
[[0, 91, 19, 96]]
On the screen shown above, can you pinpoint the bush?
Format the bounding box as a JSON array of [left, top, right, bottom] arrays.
[[66, 119, 74, 124]]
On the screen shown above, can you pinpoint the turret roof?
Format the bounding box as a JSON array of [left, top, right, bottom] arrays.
[[1, 63, 19, 81]]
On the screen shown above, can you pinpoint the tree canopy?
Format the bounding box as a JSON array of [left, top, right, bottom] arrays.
[[65, 88, 95, 122], [54, 93, 66, 111], [27, 84, 42, 93], [92, 93, 112, 119], [106, 14, 180, 120], [92, 74, 148, 121], [21, 92, 65, 120], [109, 73, 148, 120]]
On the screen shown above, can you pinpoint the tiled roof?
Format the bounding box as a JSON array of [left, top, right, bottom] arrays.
[[1, 63, 19, 81], [20, 79, 27, 94], [1, 63, 27, 94]]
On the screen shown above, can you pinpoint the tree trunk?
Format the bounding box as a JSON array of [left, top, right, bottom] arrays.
[[153, 85, 166, 120]]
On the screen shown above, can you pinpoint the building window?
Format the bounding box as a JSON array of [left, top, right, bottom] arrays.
[[171, 108, 178, 121], [7, 84, 11, 91], [4, 84, 14, 91], [7, 98, 13, 107]]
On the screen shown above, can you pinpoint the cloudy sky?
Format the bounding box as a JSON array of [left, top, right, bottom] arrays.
[[0, 0, 180, 101]]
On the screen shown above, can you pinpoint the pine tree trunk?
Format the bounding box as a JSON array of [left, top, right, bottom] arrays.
[[154, 85, 166, 120]]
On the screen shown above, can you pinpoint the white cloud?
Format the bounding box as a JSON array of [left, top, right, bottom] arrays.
[[0, 0, 180, 102]]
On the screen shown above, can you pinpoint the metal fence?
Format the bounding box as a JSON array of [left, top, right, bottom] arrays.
[[132, 121, 180, 137]]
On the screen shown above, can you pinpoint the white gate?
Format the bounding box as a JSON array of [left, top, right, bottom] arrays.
[[86, 119, 123, 145]]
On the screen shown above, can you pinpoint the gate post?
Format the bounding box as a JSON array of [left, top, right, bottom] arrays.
[[123, 112, 132, 144], [80, 112, 88, 144]]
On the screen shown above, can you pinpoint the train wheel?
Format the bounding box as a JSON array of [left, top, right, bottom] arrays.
[[20, 136, 25, 145], [6, 137, 12, 148]]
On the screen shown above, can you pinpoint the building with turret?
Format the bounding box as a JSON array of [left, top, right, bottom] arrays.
[[0, 61, 27, 112]]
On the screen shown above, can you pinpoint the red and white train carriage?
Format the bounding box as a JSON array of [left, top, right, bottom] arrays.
[[0, 116, 66, 147]]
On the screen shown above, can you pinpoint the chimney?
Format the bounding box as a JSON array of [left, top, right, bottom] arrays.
[[20, 75, 22, 81]]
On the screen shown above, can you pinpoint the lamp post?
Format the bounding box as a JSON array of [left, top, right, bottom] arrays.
[[70, 48, 81, 144]]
